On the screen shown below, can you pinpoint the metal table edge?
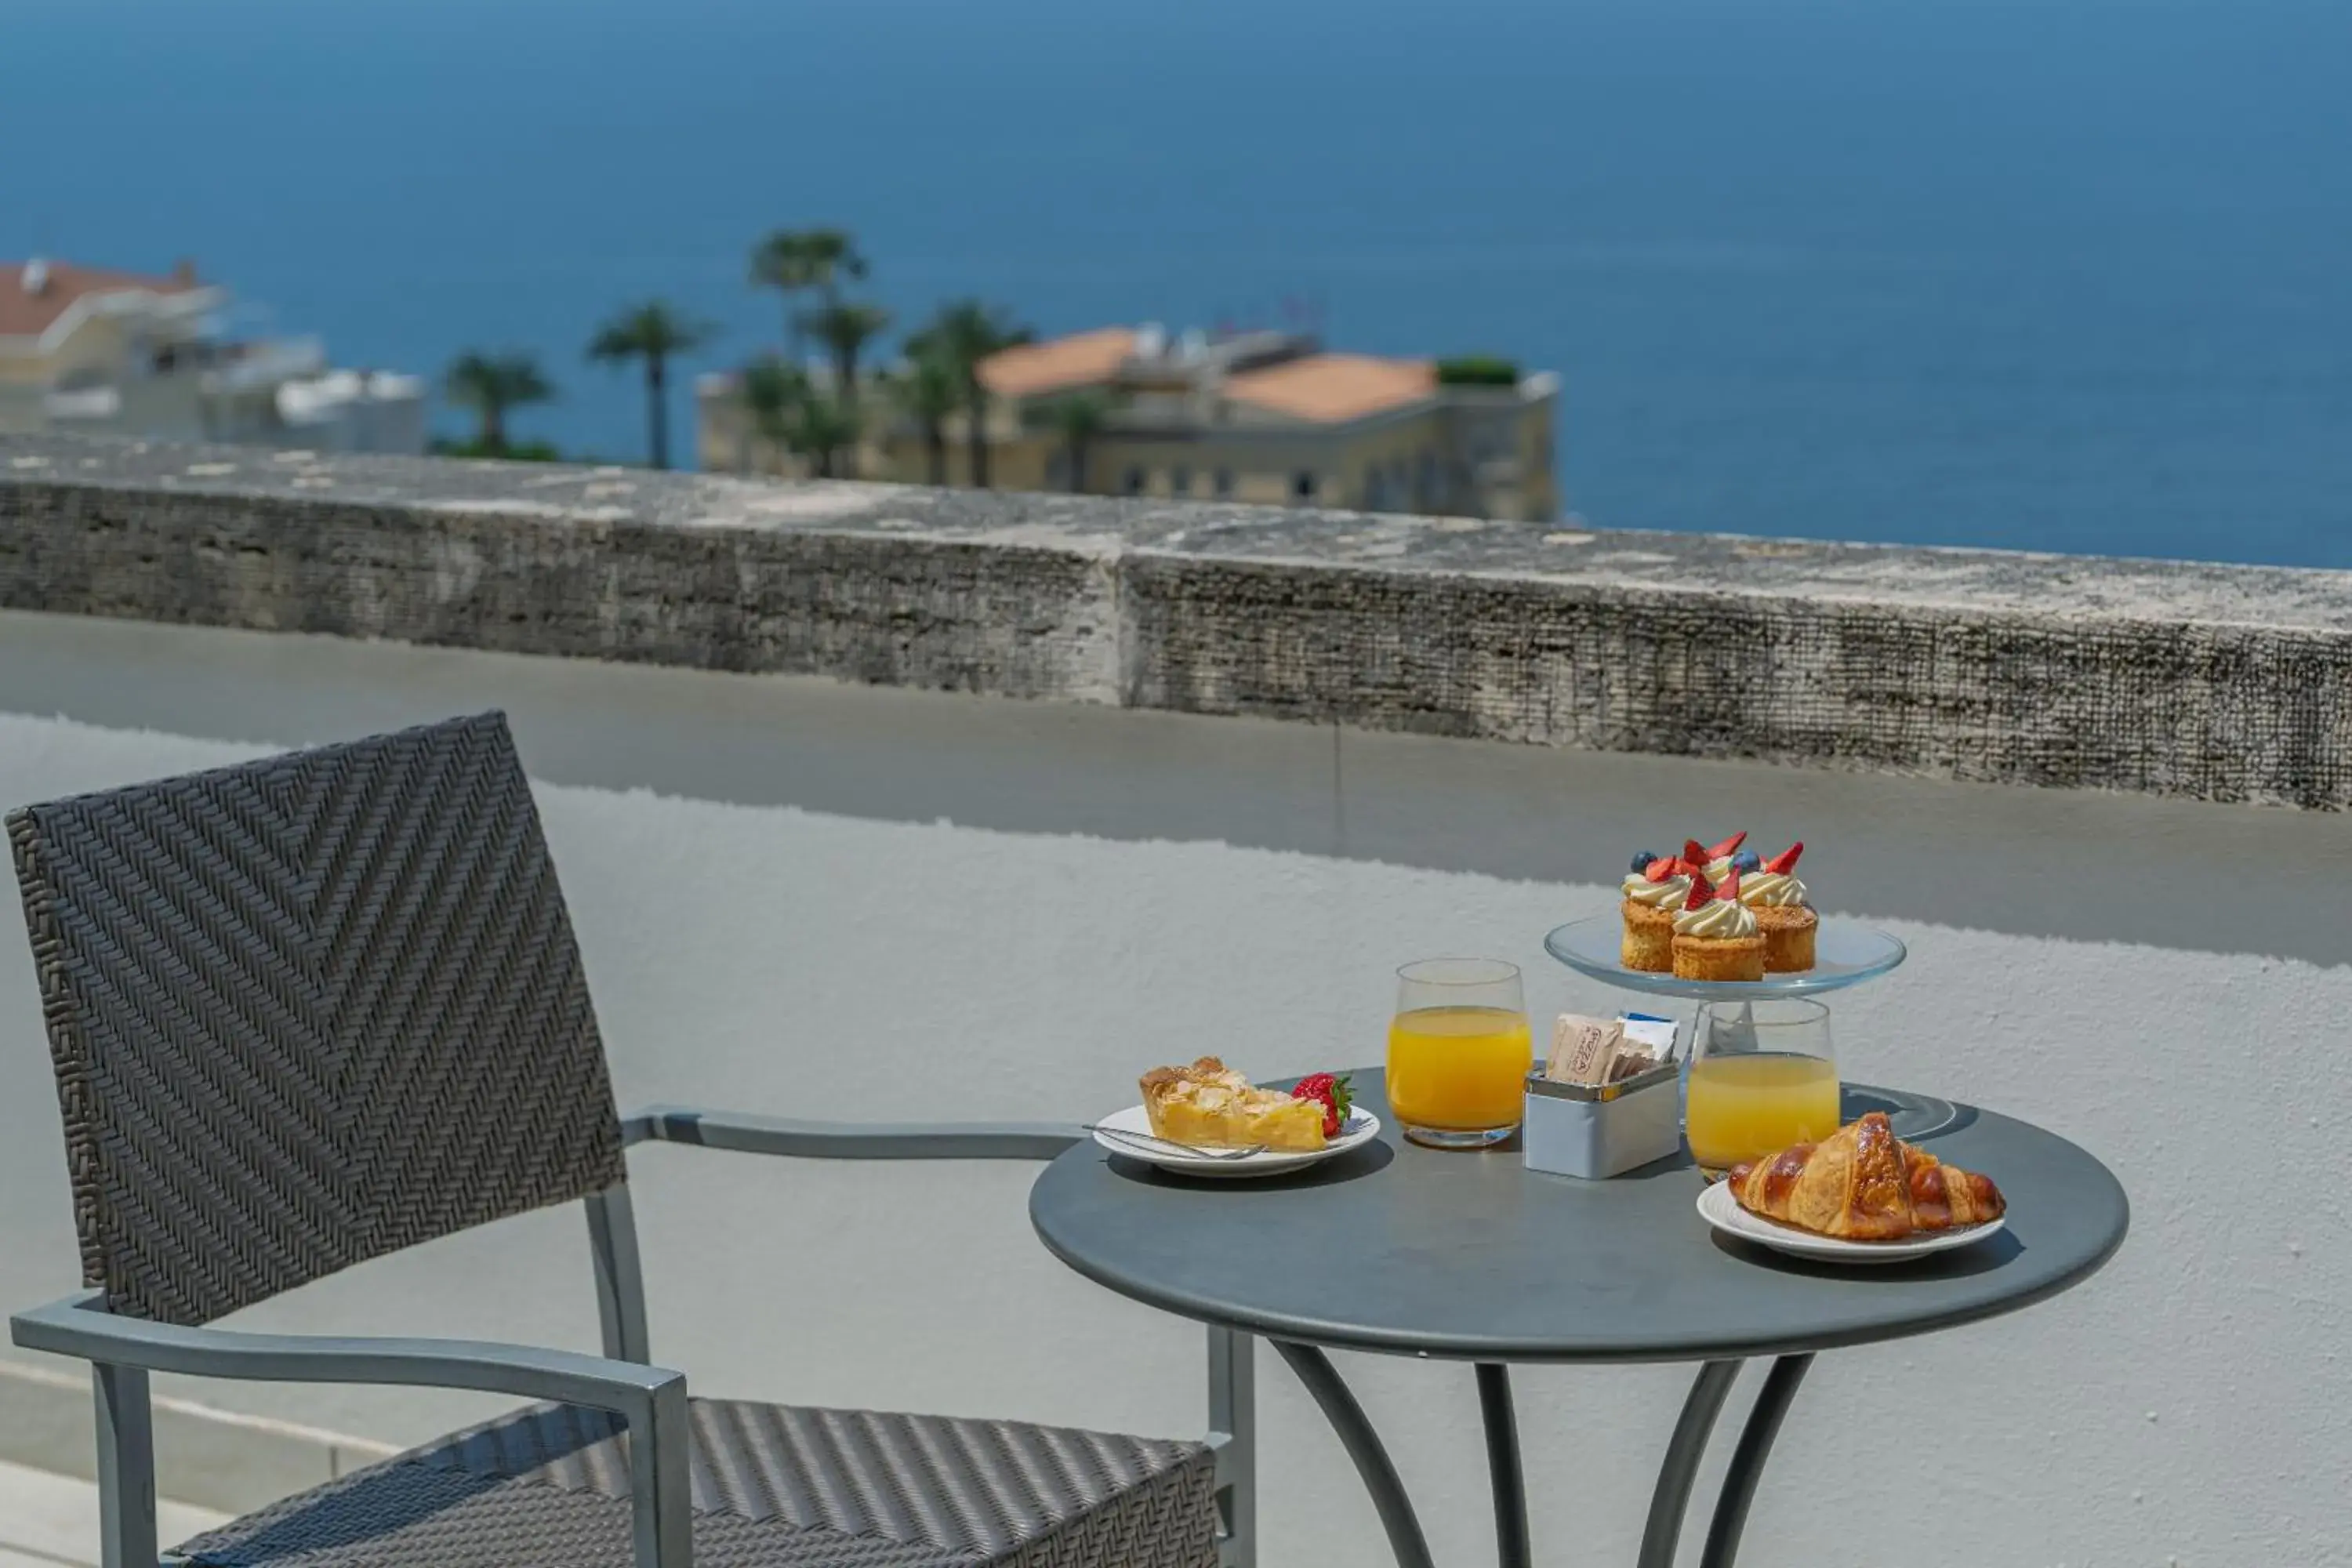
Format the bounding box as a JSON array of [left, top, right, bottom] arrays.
[[1025, 1132, 2130, 1367]]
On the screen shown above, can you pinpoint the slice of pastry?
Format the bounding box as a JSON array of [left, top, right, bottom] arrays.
[[1726, 1112, 2005, 1240], [1139, 1058, 1327, 1150]]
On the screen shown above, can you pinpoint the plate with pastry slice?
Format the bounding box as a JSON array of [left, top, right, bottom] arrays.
[[1098, 1058, 1381, 1178], [1696, 1111, 2007, 1264]]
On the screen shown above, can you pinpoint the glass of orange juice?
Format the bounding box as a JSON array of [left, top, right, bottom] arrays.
[[1385, 959, 1534, 1150], [1685, 999, 1841, 1178]]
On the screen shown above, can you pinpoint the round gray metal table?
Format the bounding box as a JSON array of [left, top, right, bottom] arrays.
[[1029, 1074, 2127, 1568]]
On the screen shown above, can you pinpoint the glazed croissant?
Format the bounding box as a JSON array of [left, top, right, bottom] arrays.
[[1726, 1112, 2005, 1241]]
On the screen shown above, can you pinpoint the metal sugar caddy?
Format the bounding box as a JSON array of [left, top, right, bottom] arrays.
[[1523, 1014, 1684, 1180]]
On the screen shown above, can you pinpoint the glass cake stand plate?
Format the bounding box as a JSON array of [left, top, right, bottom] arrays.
[[1542, 915, 1907, 1001]]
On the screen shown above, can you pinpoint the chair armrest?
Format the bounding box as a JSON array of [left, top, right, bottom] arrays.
[[623, 1104, 1083, 1161], [12, 1290, 681, 1414], [15, 1290, 694, 1566]]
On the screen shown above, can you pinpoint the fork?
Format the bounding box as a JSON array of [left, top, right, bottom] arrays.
[[1084, 1125, 1267, 1161]]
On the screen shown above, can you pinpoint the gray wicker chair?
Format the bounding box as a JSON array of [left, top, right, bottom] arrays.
[[5, 713, 1250, 1568]]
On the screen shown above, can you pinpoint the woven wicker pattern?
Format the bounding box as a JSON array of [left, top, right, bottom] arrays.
[[176, 1398, 1221, 1568], [4, 712, 626, 1324], [171, 1461, 954, 1568]]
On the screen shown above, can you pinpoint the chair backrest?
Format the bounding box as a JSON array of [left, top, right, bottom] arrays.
[[6, 712, 626, 1326]]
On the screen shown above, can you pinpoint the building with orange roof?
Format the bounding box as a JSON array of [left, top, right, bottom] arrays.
[[0, 257, 423, 452], [977, 328, 1139, 401], [698, 323, 1558, 520]]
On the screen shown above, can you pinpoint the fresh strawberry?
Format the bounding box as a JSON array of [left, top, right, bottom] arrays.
[[1705, 830, 1747, 861], [1291, 1072, 1354, 1138], [1682, 838, 1710, 868], [1644, 855, 1678, 881], [1762, 841, 1805, 875], [1683, 870, 1715, 910], [1718, 868, 1743, 902]]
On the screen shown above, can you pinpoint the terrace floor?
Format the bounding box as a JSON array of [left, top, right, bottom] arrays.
[[0, 1461, 227, 1567]]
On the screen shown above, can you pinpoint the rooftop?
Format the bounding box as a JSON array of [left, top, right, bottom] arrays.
[[967, 326, 1546, 426], [0, 259, 209, 345], [978, 326, 1140, 400], [1223, 352, 1438, 423]]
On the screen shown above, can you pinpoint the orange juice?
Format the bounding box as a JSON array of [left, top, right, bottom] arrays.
[[1386, 1006, 1534, 1131], [1685, 1052, 1842, 1172]]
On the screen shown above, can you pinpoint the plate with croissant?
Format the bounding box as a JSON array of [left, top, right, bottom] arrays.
[[1099, 1058, 1380, 1178], [1697, 1112, 2008, 1264]]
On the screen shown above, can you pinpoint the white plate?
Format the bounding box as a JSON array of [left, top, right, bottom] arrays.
[[1091, 1103, 1381, 1179], [1696, 1178, 2005, 1265]]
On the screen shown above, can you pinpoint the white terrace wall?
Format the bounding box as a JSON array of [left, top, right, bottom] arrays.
[[0, 607, 2344, 1567]]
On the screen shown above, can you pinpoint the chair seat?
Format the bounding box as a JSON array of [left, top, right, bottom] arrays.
[[172, 1398, 1221, 1568]]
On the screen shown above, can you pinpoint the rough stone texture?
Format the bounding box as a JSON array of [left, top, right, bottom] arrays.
[[5, 431, 2348, 808]]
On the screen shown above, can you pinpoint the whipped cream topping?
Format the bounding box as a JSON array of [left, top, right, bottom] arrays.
[[1622, 873, 1693, 908], [1675, 897, 1759, 938], [1704, 856, 1737, 883], [1737, 872, 1809, 909]]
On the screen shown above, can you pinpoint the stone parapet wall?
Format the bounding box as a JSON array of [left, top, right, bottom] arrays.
[[5, 432, 2346, 807]]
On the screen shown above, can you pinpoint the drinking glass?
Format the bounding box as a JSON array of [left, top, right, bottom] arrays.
[[1684, 998, 1840, 1178], [1385, 958, 1533, 1150]]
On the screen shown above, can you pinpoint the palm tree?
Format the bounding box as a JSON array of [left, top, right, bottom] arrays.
[[1031, 392, 1113, 494], [740, 356, 808, 471], [797, 301, 892, 409], [443, 351, 553, 455], [782, 394, 862, 479], [739, 356, 799, 463], [749, 228, 866, 357], [739, 355, 862, 478], [911, 299, 1031, 489], [884, 348, 960, 485], [586, 301, 714, 470]]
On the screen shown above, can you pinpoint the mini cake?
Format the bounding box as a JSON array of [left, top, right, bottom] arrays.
[[1139, 1058, 1327, 1150], [1671, 870, 1766, 982], [1620, 851, 1694, 972], [1737, 841, 1816, 972]]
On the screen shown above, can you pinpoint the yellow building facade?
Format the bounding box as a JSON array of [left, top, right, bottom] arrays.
[[698, 326, 1560, 521]]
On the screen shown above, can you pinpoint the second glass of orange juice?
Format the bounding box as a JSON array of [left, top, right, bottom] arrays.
[[1685, 999, 1840, 1176], [1386, 959, 1534, 1149]]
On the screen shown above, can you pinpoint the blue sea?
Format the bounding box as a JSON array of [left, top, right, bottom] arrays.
[[9, 0, 2352, 567]]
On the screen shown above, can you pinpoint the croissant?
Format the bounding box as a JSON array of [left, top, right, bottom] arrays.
[[1726, 1112, 2005, 1240]]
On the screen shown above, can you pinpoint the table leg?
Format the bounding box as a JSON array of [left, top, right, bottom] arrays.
[[1475, 1363, 1532, 1568], [1272, 1341, 1436, 1568], [1697, 1353, 1813, 1568], [1635, 1359, 1740, 1568]]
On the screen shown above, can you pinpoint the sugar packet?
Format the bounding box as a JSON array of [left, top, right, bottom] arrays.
[[1546, 1014, 1626, 1087]]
